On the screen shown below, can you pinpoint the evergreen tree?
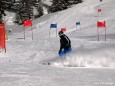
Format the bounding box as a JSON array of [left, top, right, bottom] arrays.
[[50, 0, 68, 12], [0, 0, 83, 24], [15, 0, 34, 24], [67, 0, 82, 4], [0, 0, 13, 23], [33, 0, 43, 18], [15, 0, 44, 24], [49, 0, 82, 12]]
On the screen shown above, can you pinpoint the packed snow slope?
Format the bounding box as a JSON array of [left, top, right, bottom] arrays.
[[2, 0, 115, 67], [0, 0, 115, 86]]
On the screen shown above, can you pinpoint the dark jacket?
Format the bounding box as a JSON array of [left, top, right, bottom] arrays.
[[59, 34, 71, 53]]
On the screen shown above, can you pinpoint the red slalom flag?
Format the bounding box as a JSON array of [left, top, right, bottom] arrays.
[[97, 21, 106, 28], [98, 8, 102, 12], [0, 24, 6, 49], [61, 28, 66, 32], [24, 20, 32, 26]]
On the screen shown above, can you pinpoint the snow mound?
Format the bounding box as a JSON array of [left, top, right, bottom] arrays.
[[43, 55, 115, 68]]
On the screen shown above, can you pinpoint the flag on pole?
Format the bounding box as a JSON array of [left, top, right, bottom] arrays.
[[61, 28, 66, 32], [23, 20, 33, 40], [24, 20, 32, 26], [49, 23, 57, 37], [0, 24, 6, 49], [97, 21, 106, 28], [98, 8, 102, 12], [97, 21, 106, 41], [50, 24, 57, 29]]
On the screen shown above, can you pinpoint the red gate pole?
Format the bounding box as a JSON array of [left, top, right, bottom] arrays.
[[31, 26, 33, 40], [97, 27, 100, 41], [105, 27, 106, 42]]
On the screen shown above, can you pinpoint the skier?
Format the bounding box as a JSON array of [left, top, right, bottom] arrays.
[[58, 31, 72, 57]]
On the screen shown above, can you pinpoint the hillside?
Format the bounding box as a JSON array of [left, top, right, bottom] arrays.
[[0, 0, 115, 86]]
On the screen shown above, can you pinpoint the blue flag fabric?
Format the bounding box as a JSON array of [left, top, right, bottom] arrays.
[[50, 24, 57, 28]]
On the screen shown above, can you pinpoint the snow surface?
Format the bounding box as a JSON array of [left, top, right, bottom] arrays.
[[0, 0, 115, 86]]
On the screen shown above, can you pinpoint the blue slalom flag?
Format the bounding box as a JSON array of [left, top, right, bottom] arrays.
[[76, 21, 80, 25], [49, 23, 57, 37], [50, 24, 57, 28]]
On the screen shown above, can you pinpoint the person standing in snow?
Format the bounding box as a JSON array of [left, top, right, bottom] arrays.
[[58, 31, 72, 56]]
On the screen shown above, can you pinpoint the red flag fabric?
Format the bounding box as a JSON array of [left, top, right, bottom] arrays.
[[98, 8, 102, 12], [24, 20, 32, 26], [97, 21, 106, 28], [61, 28, 66, 32], [0, 24, 6, 49]]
